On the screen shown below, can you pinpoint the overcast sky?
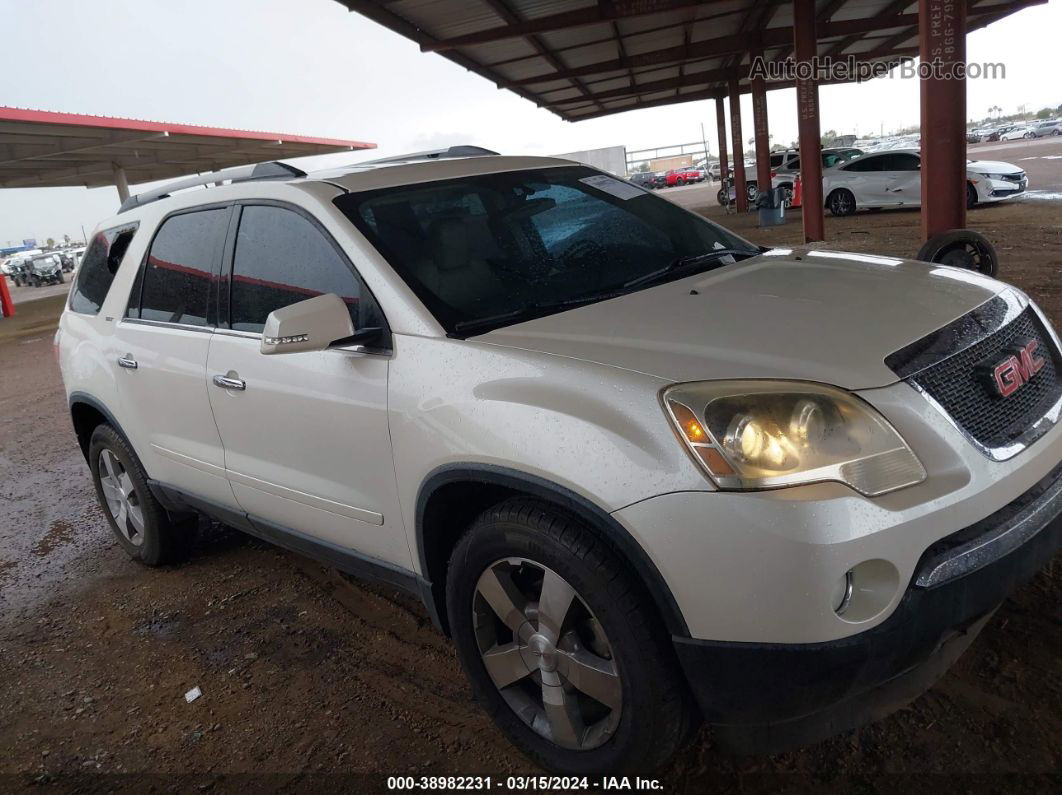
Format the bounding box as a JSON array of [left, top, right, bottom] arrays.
[[2, 0, 1059, 245]]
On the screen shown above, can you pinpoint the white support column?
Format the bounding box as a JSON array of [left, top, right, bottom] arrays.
[[112, 163, 130, 203]]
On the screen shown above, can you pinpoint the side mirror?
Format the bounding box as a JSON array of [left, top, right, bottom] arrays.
[[260, 293, 355, 355]]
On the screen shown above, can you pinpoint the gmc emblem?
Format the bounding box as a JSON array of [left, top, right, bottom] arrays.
[[981, 339, 1046, 398]]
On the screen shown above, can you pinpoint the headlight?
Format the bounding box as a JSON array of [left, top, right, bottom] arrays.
[[663, 381, 926, 496], [975, 172, 1007, 180]]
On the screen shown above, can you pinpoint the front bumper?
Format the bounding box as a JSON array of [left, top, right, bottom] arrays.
[[672, 462, 1061, 752]]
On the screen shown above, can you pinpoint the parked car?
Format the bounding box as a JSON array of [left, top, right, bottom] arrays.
[[54, 250, 76, 272], [25, 252, 65, 286], [57, 151, 1062, 775], [629, 171, 665, 189], [1000, 125, 1035, 141], [1029, 119, 1062, 137], [6, 257, 33, 287], [741, 148, 864, 204], [822, 149, 1027, 215], [664, 166, 704, 186]]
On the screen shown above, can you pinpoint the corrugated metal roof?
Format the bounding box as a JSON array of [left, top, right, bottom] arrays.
[[337, 0, 1042, 120], [0, 107, 375, 189]]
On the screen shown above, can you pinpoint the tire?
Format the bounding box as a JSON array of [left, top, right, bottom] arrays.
[[675, 178, 685, 186], [916, 229, 999, 277], [1053, 130, 1061, 136], [716, 188, 728, 206], [446, 497, 696, 775], [827, 188, 856, 217], [1024, 132, 1034, 139], [88, 424, 187, 566], [58, 272, 65, 283], [966, 182, 978, 210]]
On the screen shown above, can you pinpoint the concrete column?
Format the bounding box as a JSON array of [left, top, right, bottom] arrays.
[[728, 81, 748, 212], [112, 163, 130, 203], [793, 0, 824, 242], [919, 0, 967, 239]]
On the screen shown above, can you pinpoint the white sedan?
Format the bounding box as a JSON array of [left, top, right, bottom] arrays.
[[1000, 125, 1036, 141], [821, 149, 1027, 216]]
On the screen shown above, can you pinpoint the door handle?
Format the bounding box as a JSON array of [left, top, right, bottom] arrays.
[[212, 374, 246, 391], [117, 355, 138, 370]]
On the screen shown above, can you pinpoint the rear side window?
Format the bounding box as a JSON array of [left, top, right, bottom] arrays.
[[228, 205, 383, 334], [843, 156, 883, 172], [132, 208, 228, 327], [69, 224, 138, 314]]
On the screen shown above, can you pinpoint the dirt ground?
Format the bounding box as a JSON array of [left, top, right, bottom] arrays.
[[0, 200, 1060, 793]]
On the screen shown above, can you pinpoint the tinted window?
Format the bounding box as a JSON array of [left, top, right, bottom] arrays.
[[229, 205, 382, 334], [136, 209, 227, 326], [69, 224, 138, 314], [842, 156, 884, 172], [880, 153, 921, 171], [338, 166, 757, 333]]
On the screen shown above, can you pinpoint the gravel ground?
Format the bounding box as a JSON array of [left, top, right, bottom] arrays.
[[0, 200, 1059, 792]]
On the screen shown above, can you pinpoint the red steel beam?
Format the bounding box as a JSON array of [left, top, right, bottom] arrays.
[[728, 81, 748, 213], [715, 95, 729, 191], [919, 0, 967, 239], [793, 0, 825, 243], [422, 0, 715, 52], [751, 50, 771, 201]]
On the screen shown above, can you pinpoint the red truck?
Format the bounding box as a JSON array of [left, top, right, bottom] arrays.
[[664, 166, 706, 187]]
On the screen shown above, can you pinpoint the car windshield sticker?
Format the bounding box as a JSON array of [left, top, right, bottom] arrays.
[[579, 174, 646, 200]]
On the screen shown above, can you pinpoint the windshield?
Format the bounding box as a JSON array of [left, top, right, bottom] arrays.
[[335, 166, 756, 334]]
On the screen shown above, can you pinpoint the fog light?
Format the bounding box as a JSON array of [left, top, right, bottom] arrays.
[[833, 571, 854, 615]]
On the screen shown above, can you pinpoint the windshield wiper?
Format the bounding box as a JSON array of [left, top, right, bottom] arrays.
[[622, 248, 756, 289], [452, 291, 628, 337]]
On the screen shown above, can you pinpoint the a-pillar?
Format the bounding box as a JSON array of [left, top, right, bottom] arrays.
[[919, 0, 967, 240], [792, 0, 824, 242], [727, 81, 748, 212]]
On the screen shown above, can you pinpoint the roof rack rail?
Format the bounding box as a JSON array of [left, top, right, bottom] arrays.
[[117, 160, 306, 214], [359, 145, 499, 166]]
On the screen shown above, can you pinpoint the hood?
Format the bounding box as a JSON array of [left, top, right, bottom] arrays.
[[968, 159, 1024, 174], [478, 248, 1005, 390]]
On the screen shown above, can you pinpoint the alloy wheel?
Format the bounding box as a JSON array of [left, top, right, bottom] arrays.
[[472, 558, 622, 750], [833, 191, 854, 215], [98, 448, 145, 546]]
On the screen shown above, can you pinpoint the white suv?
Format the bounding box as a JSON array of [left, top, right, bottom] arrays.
[[57, 149, 1062, 775]]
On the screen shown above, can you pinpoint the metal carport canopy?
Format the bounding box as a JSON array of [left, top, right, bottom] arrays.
[[0, 107, 376, 197], [336, 0, 1040, 121]]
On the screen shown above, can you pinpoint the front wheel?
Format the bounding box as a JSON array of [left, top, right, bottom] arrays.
[[827, 188, 856, 216], [447, 498, 696, 775], [966, 182, 978, 210]]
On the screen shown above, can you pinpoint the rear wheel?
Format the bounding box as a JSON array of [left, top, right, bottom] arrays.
[[89, 424, 188, 565], [447, 498, 696, 775], [827, 188, 856, 217]]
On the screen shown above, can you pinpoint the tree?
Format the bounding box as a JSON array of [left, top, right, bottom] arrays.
[[63, 234, 71, 245], [821, 129, 838, 147], [1035, 107, 1052, 119], [46, 237, 55, 249], [632, 162, 651, 173]]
